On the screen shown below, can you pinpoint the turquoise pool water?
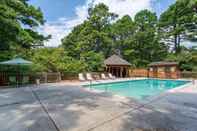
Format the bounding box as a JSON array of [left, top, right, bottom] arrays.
[[84, 79, 189, 100]]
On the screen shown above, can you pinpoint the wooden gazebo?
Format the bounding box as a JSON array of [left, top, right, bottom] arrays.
[[104, 55, 131, 78]]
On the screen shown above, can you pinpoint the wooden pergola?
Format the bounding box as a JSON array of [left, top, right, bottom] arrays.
[[104, 55, 131, 78]]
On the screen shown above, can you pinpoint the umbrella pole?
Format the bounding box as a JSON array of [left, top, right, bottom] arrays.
[[17, 65, 19, 88]]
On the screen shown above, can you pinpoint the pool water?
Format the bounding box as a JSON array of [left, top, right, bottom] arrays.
[[84, 79, 189, 100]]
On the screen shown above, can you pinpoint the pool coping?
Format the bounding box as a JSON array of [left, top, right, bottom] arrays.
[[82, 78, 191, 86], [80, 77, 148, 86]]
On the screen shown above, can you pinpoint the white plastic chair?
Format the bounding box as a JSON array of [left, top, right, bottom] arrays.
[[101, 73, 108, 79], [108, 73, 116, 79], [78, 73, 86, 81], [86, 73, 94, 81]]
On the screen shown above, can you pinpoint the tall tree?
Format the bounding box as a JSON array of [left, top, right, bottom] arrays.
[[159, 0, 197, 53], [62, 3, 117, 71], [0, 0, 48, 50], [31, 48, 88, 73], [128, 10, 167, 67], [110, 15, 135, 55], [62, 6, 168, 69]]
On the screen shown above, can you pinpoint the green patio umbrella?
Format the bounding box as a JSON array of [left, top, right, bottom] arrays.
[[0, 57, 32, 87]]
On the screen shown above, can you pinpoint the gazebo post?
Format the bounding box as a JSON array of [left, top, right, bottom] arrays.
[[127, 67, 129, 77], [120, 67, 123, 78], [110, 66, 112, 75]]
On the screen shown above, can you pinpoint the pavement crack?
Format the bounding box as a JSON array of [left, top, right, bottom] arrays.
[[0, 102, 23, 108], [30, 87, 61, 131]]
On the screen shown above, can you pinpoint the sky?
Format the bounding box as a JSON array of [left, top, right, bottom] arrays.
[[30, 0, 177, 47]]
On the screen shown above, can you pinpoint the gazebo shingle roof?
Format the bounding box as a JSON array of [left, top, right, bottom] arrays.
[[149, 61, 178, 66], [104, 54, 131, 66]]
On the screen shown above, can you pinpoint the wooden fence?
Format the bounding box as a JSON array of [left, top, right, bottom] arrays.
[[129, 69, 148, 77], [0, 72, 8, 86], [129, 69, 197, 79], [62, 72, 103, 80], [0, 72, 61, 86], [180, 72, 197, 78]]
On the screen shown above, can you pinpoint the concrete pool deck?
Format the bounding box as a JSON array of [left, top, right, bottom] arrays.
[[0, 79, 197, 131]]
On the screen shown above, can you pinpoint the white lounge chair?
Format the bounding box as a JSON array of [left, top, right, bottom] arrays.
[[78, 73, 86, 81], [86, 73, 94, 81], [101, 73, 108, 80], [108, 73, 116, 79]]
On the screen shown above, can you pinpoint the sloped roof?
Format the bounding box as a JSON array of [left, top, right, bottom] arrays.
[[104, 55, 131, 66], [149, 61, 178, 66], [0, 57, 32, 65]]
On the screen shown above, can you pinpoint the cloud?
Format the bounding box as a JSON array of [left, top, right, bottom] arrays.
[[182, 41, 197, 48], [92, 0, 152, 18], [39, 19, 72, 47], [42, 0, 154, 47]]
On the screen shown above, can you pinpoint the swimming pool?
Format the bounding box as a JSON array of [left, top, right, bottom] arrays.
[[84, 79, 190, 100]]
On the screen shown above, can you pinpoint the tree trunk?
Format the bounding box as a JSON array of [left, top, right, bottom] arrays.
[[174, 34, 181, 54], [177, 35, 181, 53], [174, 34, 178, 53]]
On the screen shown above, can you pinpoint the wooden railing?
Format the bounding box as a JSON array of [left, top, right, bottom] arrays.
[[180, 72, 197, 78]]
